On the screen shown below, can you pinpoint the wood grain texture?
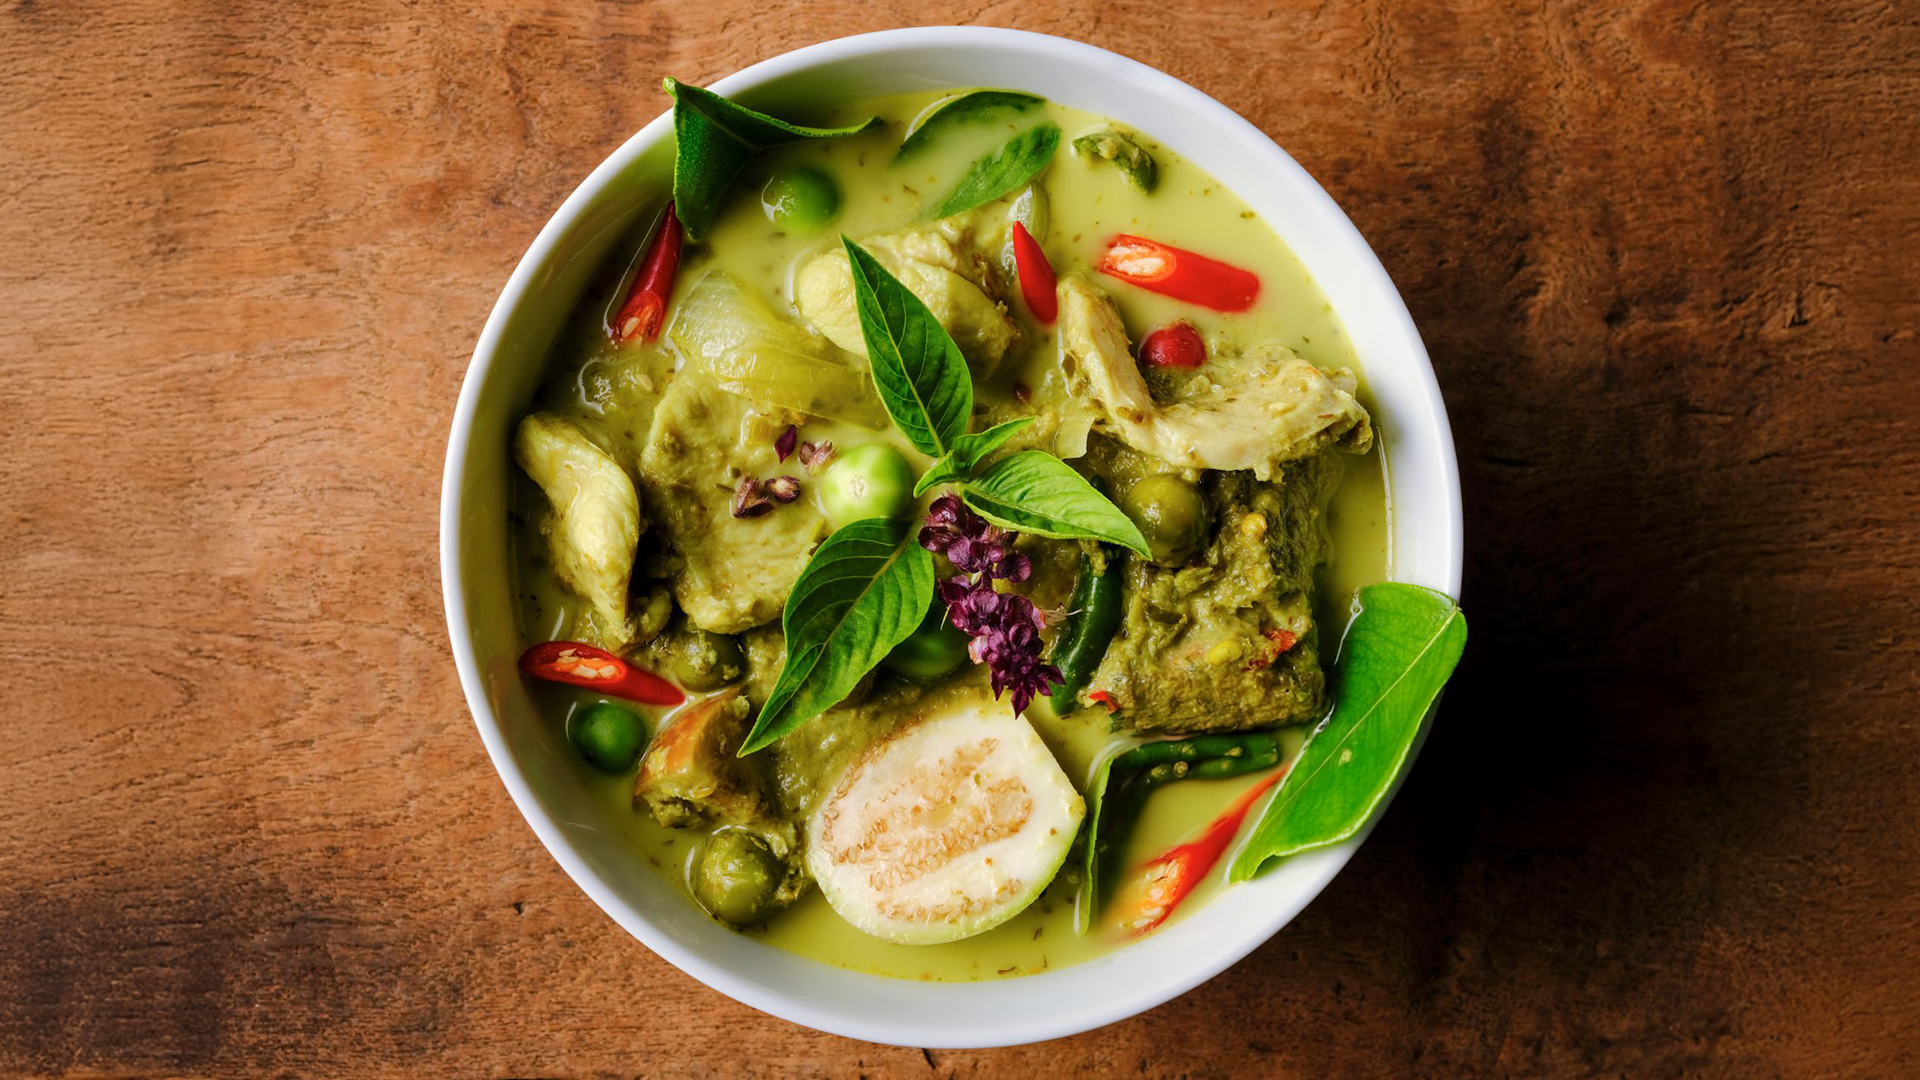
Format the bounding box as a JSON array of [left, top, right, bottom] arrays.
[[2, 0, 1917, 1076]]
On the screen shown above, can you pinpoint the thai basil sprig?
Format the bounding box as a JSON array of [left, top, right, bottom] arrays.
[[741, 239, 1145, 753], [918, 495, 1060, 713], [841, 238, 1149, 557]]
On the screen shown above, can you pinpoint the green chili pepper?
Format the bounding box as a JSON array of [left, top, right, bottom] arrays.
[[1049, 551, 1125, 713], [1115, 731, 1282, 771], [1072, 128, 1158, 193]]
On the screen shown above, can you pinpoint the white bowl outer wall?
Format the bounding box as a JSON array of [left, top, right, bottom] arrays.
[[440, 27, 1464, 1049]]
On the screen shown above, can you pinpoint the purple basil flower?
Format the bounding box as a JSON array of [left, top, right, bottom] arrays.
[[990, 549, 1032, 584], [731, 475, 772, 518], [774, 424, 797, 462], [924, 493, 971, 531], [797, 440, 836, 473], [922, 499, 1062, 713], [939, 575, 1003, 635], [919, 494, 1032, 582], [766, 475, 802, 503]]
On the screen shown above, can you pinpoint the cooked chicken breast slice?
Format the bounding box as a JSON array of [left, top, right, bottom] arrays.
[[1055, 275, 1372, 479], [637, 375, 827, 634], [513, 412, 644, 647]]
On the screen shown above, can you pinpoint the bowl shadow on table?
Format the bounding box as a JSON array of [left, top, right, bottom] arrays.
[[1101, 321, 1811, 1069]]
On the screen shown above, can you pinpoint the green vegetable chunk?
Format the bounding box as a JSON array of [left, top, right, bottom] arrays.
[[663, 78, 879, 240], [893, 89, 1045, 162], [761, 165, 842, 234], [1230, 583, 1468, 881], [693, 829, 787, 926], [818, 442, 916, 530], [1048, 551, 1125, 711], [1072, 128, 1158, 192], [1120, 474, 1210, 567], [928, 123, 1063, 219], [569, 702, 648, 775], [883, 599, 970, 681]]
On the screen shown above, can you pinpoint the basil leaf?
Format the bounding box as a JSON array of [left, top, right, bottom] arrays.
[[893, 90, 1045, 163], [952, 416, 1035, 475], [740, 518, 935, 754], [912, 417, 1037, 497], [1228, 584, 1468, 880], [960, 451, 1150, 556], [841, 238, 973, 458], [664, 78, 879, 241], [928, 123, 1062, 219], [912, 456, 967, 498]]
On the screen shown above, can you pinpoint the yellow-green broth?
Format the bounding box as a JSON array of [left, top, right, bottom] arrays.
[[511, 88, 1389, 980]]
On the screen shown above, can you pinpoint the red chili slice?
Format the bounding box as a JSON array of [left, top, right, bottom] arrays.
[[1110, 769, 1286, 936], [1010, 221, 1058, 325], [1139, 321, 1207, 368], [1245, 628, 1300, 671], [611, 203, 684, 346], [1098, 234, 1260, 312], [518, 641, 685, 705]]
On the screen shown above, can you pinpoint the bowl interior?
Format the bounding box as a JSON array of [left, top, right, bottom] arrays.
[[442, 27, 1461, 1048]]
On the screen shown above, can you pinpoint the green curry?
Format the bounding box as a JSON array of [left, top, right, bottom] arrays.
[[510, 86, 1390, 980]]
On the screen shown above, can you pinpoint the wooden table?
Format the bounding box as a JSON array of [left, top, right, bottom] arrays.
[[4, 2, 1915, 1076]]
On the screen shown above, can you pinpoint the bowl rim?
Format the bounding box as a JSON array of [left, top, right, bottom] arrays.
[[441, 25, 1463, 1047]]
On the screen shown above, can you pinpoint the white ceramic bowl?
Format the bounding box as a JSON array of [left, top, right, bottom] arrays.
[[441, 26, 1462, 1048]]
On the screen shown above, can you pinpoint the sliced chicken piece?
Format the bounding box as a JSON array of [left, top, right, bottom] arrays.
[[514, 412, 644, 648], [793, 214, 1021, 378], [637, 374, 827, 634], [1056, 275, 1372, 479]]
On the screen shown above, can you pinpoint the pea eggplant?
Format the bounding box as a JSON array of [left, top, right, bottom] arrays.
[[569, 702, 649, 774], [818, 442, 916, 529]]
